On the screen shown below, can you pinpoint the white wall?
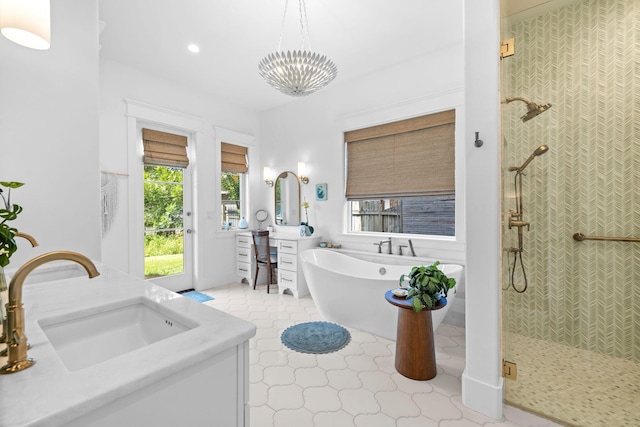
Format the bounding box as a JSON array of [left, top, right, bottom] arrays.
[[462, 0, 503, 419], [259, 47, 465, 256], [99, 59, 260, 288], [0, 0, 101, 267]]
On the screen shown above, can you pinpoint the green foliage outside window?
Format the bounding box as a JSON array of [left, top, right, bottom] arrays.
[[221, 172, 240, 201], [144, 166, 183, 231], [143, 165, 184, 278]]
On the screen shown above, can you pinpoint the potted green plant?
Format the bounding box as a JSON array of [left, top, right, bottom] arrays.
[[399, 261, 456, 312], [0, 181, 24, 270]]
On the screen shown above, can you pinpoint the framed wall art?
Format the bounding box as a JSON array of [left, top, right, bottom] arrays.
[[315, 183, 327, 201]]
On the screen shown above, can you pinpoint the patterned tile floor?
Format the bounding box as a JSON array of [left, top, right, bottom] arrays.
[[204, 283, 563, 427]]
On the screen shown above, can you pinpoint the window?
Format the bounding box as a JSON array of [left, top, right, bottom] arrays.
[[220, 142, 247, 229], [345, 110, 455, 236]]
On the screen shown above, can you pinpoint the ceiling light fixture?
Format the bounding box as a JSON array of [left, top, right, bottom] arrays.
[[258, 0, 337, 97], [0, 0, 51, 50], [188, 44, 200, 53]]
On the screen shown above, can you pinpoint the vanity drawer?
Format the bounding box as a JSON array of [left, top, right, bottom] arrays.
[[237, 235, 252, 248], [236, 262, 252, 277], [277, 240, 297, 254], [278, 269, 297, 290], [278, 252, 297, 271], [236, 246, 252, 261]]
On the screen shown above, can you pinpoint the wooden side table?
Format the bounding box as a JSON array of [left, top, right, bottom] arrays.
[[384, 290, 446, 380]]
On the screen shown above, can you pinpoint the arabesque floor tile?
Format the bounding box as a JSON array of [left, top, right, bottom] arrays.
[[207, 283, 563, 427]]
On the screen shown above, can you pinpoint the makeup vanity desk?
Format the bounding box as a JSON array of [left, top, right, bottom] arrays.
[[236, 232, 320, 298]]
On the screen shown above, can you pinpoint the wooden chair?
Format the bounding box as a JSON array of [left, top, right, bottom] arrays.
[[251, 230, 278, 293]]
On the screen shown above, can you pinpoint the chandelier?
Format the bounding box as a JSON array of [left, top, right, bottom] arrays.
[[258, 0, 337, 97]]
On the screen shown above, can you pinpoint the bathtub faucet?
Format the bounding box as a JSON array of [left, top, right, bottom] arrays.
[[408, 240, 416, 257], [380, 238, 392, 254]]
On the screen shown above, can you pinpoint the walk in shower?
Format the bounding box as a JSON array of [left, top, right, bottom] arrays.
[[501, 0, 639, 425]]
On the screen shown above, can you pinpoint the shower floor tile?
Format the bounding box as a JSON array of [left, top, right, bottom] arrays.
[[205, 283, 562, 427], [504, 332, 640, 426]]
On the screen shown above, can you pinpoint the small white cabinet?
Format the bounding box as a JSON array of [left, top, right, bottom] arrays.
[[236, 232, 319, 298], [236, 234, 255, 286], [276, 235, 320, 298]]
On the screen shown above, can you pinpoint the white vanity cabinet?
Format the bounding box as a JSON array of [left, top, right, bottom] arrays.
[[236, 232, 319, 298], [276, 235, 320, 298], [236, 233, 255, 286]]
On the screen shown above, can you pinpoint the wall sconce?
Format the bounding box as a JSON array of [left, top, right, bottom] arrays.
[[298, 162, 309, 184], [263, 166, 274, 187], [0, 0, 51, 50]]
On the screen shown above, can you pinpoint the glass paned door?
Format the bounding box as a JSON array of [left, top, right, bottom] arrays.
[[143, 165, 193, 291]]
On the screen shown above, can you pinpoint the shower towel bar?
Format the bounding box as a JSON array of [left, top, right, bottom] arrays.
[[573, 232, 640, 243]]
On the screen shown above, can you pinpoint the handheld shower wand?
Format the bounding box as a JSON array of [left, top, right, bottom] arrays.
[[505, 145, 550, 293], [508, 144, 549, 172]]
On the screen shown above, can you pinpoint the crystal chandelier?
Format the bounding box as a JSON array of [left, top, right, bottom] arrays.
[[258, 0, 337, 97]]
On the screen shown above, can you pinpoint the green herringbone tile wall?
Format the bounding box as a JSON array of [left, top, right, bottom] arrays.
[[502, 0, 639, 362]]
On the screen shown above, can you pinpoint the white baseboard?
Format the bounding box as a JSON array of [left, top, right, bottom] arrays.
[[462, 370, 504, 420]]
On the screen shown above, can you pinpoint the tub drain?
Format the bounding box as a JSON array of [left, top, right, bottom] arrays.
[[379, 267, 387, 275]]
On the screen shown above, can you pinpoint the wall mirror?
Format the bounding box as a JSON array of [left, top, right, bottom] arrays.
[[274, 171, 300, 226]]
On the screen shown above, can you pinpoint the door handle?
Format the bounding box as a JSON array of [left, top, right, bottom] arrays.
[[186, 229, 193, 234]]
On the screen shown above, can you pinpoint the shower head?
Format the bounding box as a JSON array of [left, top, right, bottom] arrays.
[[505, 97, 552, 122], [509, 145, 549, 172]]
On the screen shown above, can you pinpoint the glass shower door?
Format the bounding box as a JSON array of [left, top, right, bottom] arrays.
[[501, 0, 639, 425]]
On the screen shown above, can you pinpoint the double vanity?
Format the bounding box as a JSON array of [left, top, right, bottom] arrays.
[[0, 262, 255, 426]]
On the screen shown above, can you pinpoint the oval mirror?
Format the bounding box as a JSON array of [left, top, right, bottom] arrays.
[[274, 171, 300, 226]]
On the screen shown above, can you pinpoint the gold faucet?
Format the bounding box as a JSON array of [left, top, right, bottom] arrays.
[[0, 232, 39, 351], [0, 251, 99, 374], [13, 232, 39, 248]]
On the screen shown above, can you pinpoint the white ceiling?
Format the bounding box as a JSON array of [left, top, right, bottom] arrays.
[[98, 0, 463, 113]]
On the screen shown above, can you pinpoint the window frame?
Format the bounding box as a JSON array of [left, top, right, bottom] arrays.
[[214, 128, 254, 234], [338, 94, 465, 247], [345, 111, 456, 238]]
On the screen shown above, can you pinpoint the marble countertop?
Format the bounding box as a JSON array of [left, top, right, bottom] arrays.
[[0, 263, 256, 427]]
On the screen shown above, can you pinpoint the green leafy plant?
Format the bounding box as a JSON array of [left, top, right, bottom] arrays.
[[399, 261, 456, 312], [0, 181, 25, 268]]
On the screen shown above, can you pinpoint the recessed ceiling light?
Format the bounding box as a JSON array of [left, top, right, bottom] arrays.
[[188, 44, 200, 53]]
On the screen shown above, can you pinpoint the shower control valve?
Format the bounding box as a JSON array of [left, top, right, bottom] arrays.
[[508, 210, 521, 219], [509, 218, 530, 231]]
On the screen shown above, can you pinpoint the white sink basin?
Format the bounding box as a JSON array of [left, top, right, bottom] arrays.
[[39, 298, 197, 371]]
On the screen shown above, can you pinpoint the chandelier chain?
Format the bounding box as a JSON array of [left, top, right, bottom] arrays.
[[276, 0, 313, 52], [299, 0, 312, 51], [276, 0, 289, 51]]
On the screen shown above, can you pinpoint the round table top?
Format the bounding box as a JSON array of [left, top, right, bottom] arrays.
[[384, 290, 447, 311]]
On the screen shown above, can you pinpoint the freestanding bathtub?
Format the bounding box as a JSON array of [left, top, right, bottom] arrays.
[[300, 249, 464, 341]]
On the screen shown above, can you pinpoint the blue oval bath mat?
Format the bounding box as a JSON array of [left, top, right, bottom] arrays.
[[281, 321, 351, 354]]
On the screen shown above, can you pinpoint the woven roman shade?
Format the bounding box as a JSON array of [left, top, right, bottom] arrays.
[[345, 110, 455, 200], [142, 128, 189, 168], [221, 142, 248, 173]]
